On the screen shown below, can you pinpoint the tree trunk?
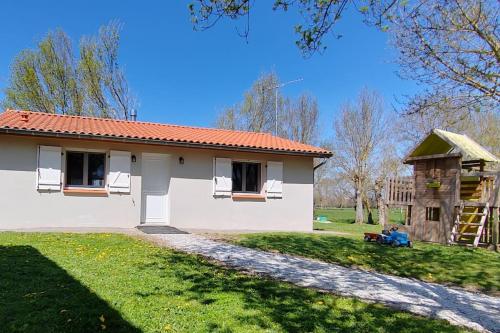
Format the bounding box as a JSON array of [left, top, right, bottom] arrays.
[[355, 181, 364, 224], [363, 195, 372, 213], [377, 198, 387, 229], [493, 207, 499, 252], [363, 192, 374, 224], [375, 180, 387, 229]]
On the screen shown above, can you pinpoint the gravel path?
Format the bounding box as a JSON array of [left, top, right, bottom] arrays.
[[147, 233, 500, 333]]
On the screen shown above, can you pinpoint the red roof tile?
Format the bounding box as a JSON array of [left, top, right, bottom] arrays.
[[0, 110, 331, 157]]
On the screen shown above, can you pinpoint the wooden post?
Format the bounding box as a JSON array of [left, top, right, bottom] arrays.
[[493, 207, 499, 252], [376, 179, 388, 228], [491, 173, 500, 251]]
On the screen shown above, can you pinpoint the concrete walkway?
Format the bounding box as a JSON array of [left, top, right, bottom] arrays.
[[146, 232, 500, 333]]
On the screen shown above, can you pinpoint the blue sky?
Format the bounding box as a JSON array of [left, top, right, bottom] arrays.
[[0, 1, 420, 137]]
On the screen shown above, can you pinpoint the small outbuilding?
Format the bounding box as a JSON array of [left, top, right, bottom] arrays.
[[397, 129, 499, 247]]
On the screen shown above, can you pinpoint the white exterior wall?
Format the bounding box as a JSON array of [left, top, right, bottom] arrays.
[[0, 136, 142, 228], [0, 135, 314, 231], [169, 149, 313, 231]]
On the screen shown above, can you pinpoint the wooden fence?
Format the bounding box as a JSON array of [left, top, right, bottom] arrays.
[[384, 176, 414, 206]]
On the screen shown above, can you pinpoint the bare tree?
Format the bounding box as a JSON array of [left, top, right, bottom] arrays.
[[4, 30, 81, 115], [3, 21, 136, 120], [37, 30, 82, 116], [189, 0, 499, 122], [281, 94, 319, 144], [393, 0, 499, 115], [215, 105, 240, 130], [79, 21, 137, 119], [372, 146, 405, 228], [468, 111, 500, 157], [331, 89, 387, 223], [188, 0, 401, 56], [217, 72, 280, 132], [79, 37, 109, 117], [97, 21, 137, 120], [216, 72, 320, 144], [314, 165, 355, 209], [398, 106, 500, 157], [241, 72, 280, 132]]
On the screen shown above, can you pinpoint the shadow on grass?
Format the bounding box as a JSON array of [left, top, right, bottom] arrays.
[[0, 246, 140, 333], [235, 234, 500, 294], [138, 252, 465, 333]]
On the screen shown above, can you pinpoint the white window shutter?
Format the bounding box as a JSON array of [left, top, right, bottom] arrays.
[[37, 146, 62, 191], [109, 150, 131, 193], [214, 158, 232, 196], [267, 161, 283, 198]]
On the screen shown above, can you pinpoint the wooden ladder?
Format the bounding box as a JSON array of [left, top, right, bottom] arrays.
[[449, 202, 489, 247]]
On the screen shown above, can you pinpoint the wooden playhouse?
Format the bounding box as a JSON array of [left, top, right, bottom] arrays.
[[384, 129, 499, 248]]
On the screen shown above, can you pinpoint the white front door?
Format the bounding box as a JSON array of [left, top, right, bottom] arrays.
[[141, 153, 170, 224]]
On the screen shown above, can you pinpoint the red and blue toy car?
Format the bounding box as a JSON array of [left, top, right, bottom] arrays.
[[364, 226, 413, 248]]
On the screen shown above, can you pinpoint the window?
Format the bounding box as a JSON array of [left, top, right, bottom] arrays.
[[425, 207, 440, 221], [66, 151, 106, 188], [406, 206, 412, 226], [232, 162, 261, 193]]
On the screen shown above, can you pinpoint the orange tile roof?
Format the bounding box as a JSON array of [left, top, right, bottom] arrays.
[[0, 110, 331, 157]]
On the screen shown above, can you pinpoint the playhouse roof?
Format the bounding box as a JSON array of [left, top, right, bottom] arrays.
[[0, 109, 332, 157], [405, 129, 499, 163]]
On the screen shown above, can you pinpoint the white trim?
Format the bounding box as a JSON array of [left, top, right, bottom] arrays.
[[141, 153, 170, 225], [230, 158, 262, 164], [63, 150, 107, 189], [63, 147, 107, 153], [213, 157, 232, 197], [108, 150, 131, 193], [142, 152, 171, 159], [36, 145, 62, 191], [266, 161, 283, 198], [230, 160, 264, 195]]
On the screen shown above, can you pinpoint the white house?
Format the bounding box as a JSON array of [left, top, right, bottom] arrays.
[[0, 110, 331, 231]]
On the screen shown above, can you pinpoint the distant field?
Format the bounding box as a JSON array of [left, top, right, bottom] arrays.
[[314, 207, 406, 225], [313, 208, 406, 236], [313, 220, 381, 237]]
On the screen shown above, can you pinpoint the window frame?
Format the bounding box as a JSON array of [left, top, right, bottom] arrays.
[[425, 207, 440, 222], [64, 148, 107, 189], [231, 160, 263, 194]]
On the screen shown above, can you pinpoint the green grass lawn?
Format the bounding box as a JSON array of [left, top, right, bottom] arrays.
[[313, 220, 381, 236], [313, 208, 403, 238], [0, 232, 470, 333], [314, 207, 407, 225], [300, 208, 499, 293], [230, 232, 500, 295]]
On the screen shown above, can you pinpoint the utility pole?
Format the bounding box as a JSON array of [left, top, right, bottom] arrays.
[[268, 78, 303, 135]]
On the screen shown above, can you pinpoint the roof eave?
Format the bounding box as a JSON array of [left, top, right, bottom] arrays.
[[403, 152, 462, 164], [435, 129, 499, 163], [0, 127, 332, 158], [402, 129, 438, 163]]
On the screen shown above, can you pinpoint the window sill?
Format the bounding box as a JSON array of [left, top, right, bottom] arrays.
[[232, 193, 266, 201], [63, 188, 108, 196]]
